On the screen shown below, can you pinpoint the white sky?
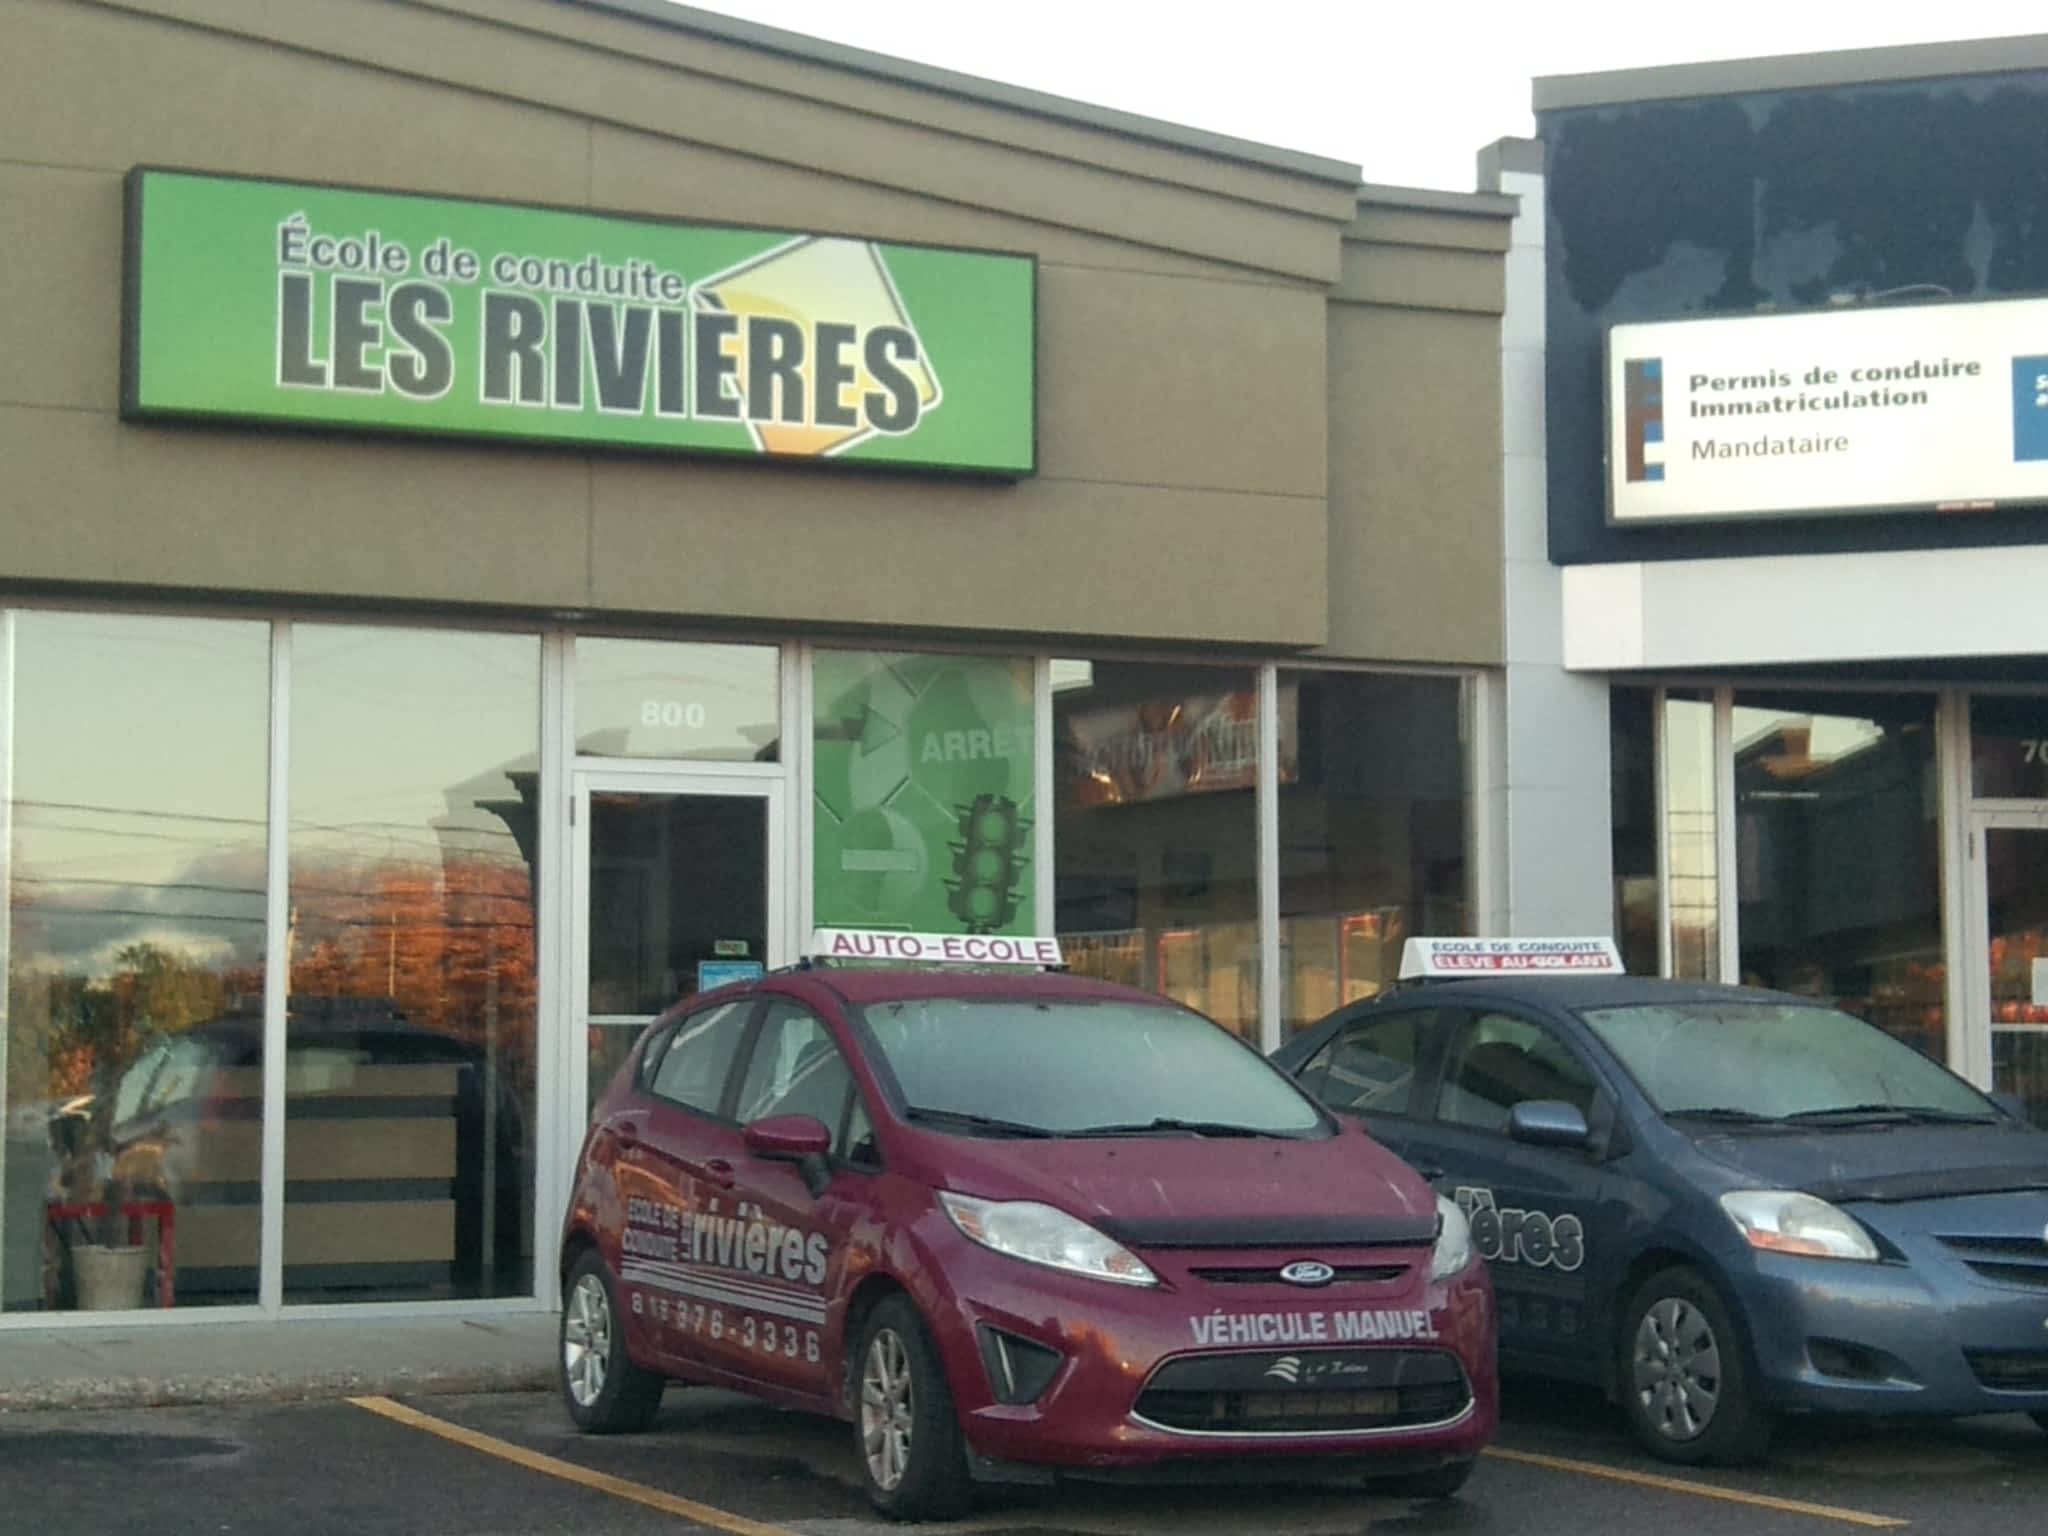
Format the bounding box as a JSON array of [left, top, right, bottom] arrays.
[[681, 1, 2048, 192]]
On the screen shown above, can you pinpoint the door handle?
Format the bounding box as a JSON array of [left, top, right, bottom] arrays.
[[704, 1159, 736, 1188], [1413, 1165, 1445, 1183]]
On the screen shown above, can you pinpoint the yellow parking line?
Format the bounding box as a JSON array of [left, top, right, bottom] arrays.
[[349, 1395, 800, 1536], [1484, 1446, 1908, 1529], [357, 1394, 1908, 1532]]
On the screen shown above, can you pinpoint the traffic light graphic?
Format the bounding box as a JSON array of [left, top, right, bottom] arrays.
[[946, 794, 1030, 934]]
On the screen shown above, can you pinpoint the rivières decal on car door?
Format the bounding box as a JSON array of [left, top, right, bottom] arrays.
[[623, 1196, 831, 1365], [1454, 1186, 1586, 1272]]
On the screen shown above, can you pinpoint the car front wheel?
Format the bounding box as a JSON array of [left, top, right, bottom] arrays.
[[1619, 1265, 1772, 1465], [560, 1249, 664, 1434], [854, 1294, 974, 1520]]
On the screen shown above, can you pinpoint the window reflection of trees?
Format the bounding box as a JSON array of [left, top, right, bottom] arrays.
[[4, 609, 271, 1312], [288, 853, 539, 1108], [4, 614, 546, 1311], [282, 625, 541, 1303]]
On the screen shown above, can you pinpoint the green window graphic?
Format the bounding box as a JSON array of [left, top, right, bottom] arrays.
[[811, 653, 1035, 935]]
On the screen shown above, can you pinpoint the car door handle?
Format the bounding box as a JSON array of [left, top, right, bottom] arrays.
[[1412, 1165, 1445, 1183], [704, 1159, 736, 1188]]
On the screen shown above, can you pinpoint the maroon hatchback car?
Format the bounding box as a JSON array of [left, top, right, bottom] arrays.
[[558, 934, 1497, 1519]]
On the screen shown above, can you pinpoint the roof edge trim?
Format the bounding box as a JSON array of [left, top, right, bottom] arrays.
[[1536, 32, 2048, 112], [571, 0, 1364, 186]]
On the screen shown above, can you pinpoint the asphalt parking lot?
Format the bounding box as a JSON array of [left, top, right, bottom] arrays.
[[3, 1379, 2045, 1534]]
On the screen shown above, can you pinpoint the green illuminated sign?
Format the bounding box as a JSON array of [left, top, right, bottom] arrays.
[[121, 169, 1036, 476]]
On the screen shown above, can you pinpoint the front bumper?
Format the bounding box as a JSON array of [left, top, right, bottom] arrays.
[[916, 1234, 1498, 1472], [1737, 1248, 2048, 1417]]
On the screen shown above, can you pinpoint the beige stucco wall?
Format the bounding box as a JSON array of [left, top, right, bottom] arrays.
[[0, 0, 1508, 661], [1322, 194, 1512, 665]]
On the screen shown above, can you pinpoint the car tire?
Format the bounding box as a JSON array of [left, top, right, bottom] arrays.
[[1372, 1457, 1476, 1499], [1618, 1265, 1772, 1465], [854, 1294, 974, 1521], [560, 1249, 664, 1434]]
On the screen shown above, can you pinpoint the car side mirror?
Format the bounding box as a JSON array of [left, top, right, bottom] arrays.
[[743, 1114, 834, 1196], [1508, 1099, 1592, 1149]]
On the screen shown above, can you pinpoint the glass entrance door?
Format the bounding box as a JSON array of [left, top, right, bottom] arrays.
[[1970, 813, 2048, 1127], [572, 772, 784, 1110]]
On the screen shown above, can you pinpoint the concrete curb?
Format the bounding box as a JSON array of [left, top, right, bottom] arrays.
[[0, 1312, 562, 1414], [0, 1360, 554, 1413]]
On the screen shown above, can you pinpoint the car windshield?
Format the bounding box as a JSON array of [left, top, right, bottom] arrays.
[[857, 996, 1328, 1137], [1579, 1001, 1998, 1123]]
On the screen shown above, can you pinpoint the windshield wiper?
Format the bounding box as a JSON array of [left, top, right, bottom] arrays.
[[903, 1105, 1059, 1139], [1782, 1103, 2000, 1126], [1666, 1107, 1786, 1125], [1067, 1117, 1294, 1139]]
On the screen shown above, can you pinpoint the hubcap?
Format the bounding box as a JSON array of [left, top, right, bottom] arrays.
[[860, 1328, 915, 1491], [564, 1272, 612, 1409], [1632, 1296, 1722, 1441]]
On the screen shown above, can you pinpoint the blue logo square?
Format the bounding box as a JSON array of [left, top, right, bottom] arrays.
[[2013, 356, 2048, 462]]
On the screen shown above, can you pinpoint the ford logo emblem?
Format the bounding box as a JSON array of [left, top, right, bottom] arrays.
[[1279, 1260, 1335, 1287]]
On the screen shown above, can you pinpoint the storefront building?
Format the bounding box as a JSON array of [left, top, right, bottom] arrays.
[[0, 0, 1516, 1320], [1529, 37, 2048, 1125]]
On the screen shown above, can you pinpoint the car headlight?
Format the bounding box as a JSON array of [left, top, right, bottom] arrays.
[[1431, 1194, 1474, 1281], [938, 1192, 1157, 1286], [1719, 1190, 1879, 1262]]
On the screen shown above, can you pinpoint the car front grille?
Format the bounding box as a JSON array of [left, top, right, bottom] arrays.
[[1186, 1263, 1408, 1286], [1937, 1234, 2048, 1292], [1965, 1350, 2048, 1391], [1134, 1348, 1470, 1435]]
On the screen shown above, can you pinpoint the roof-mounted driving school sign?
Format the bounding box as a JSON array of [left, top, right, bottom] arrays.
[[1400, 938, 1624, 980], [808, 929, 1064, 967], [1608, 296, 2048, 524], [120, 168, 1036, 477]]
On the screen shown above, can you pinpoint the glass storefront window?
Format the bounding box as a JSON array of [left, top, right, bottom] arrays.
[[584, 789, 769, 1104], [1983, 827, 2048, 1126], [574, 638, 779, 761], [1610, 687, 1659, 978], [1277, 671, 1468, 1035], [1970, 696, 2048, 799], [1732, 691, 1943, 1062], [1053, 661, 1259, 1037], [1664, 692, 1719, 980], [4, 612, 269, 1312], [287, 625, 539, 1303], [812, 650, 1035, 936]]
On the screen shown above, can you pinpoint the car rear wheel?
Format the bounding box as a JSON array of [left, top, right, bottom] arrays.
[[1619, 1265, 1772, 1465], [854, 1294, 973, 1520], [560, 1250, 664, 1434], [1372, 1457, 1476, 1499]]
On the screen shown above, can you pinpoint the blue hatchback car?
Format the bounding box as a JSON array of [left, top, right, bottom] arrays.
[[1271, 945, 2048, 1465]]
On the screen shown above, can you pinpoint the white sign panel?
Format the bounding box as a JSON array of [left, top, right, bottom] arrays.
[[808, 928, 1063, 967], [1399, 937, 1624, 980], [1607, 298, 2048, 524]]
